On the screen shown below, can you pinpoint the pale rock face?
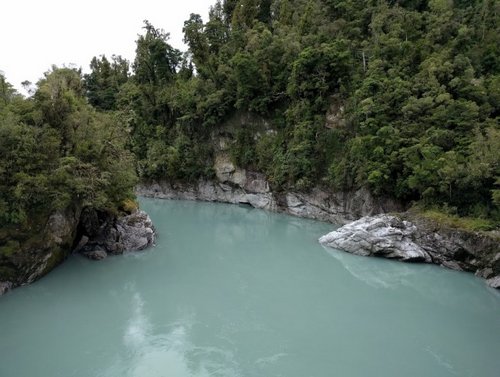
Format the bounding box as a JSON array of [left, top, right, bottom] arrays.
[[0, 281, 13, 296], [82, 249, 107, 260], [137, 172, 279, 213], [244, 172, 270, 194], [231, 169, 247, 187], [214, 155, 247, 187], [486, 276, 500, 289], [279, 187, 403, 224], [78, 209, 156, 260], [116, 210, 156, 251], [319, 215, 431, 262], [245, 193, 276, 210], [46, 211, 75, 245], [319, 214, 500, 288], [136, 175, 400, 225]]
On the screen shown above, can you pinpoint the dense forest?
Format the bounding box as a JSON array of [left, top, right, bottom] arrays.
[[0, 69, 137, 230], [1, 0, 499, 231]]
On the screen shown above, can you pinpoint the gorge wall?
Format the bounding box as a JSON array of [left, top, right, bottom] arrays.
[[137, 124, 403, 225], [137, 134, 499, 289], [136, 173, 402, 226]]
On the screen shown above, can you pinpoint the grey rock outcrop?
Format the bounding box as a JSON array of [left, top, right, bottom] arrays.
[[319, 214, 500, 288], [137, 174, 279, 213], [137, 178, 401, 225], [486, 276, 500, 289], [282, 187, 401, 224], [78, 209, 156, 260], [136, 130, 402, 224], [319, 215, 431, 262], [0, 281, 13, 296], [82, 249, 108, 260], [116, 210, 156, 251], [214, 154, 247, 187], [1, 205, 156, 294]]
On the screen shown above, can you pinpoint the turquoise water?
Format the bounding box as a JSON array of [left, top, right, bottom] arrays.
[[0, 198, 499, 377]]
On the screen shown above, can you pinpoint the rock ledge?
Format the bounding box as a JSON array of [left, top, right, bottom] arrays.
[[77, 209, 156, 260], [319, 214, 500, 288], [319, 215, 431, 262]]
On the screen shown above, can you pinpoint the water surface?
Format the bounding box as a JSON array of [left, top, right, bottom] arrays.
[[1, 199, 499, 377]]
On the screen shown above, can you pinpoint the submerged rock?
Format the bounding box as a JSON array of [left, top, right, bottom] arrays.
[[319, 214, 500, 288]]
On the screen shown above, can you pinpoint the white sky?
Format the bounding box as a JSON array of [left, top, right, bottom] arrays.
[[0, 0, 215, 93]]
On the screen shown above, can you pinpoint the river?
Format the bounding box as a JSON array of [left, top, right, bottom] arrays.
[[0, 198, 499, 376]]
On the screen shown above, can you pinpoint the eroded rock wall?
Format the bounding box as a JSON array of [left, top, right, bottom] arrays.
[[137, 154, 402, 225]]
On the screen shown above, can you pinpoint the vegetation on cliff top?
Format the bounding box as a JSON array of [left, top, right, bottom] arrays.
[[1, 0, 499, 226], [0, 69, 137, 229], [84, 0, 499, 221]]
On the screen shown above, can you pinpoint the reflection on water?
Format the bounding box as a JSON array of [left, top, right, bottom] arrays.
[[322, 245, 420, 289], [102, 288, 240, 377], [323, 244, 500, 310]]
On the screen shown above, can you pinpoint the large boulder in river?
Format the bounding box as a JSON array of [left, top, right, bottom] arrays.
[[319, 215, 431, 262], [319, 213, 500, 288]]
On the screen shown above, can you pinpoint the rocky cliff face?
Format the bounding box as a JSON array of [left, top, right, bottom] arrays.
[[0, 207, 81, 295], [137, 116, 402, 224], [319, 214, 500, 288], [136, 179, 402, 225], [137, 155, 402, 225], [76, 208, 156, 261], [0, 208, 155, 296]]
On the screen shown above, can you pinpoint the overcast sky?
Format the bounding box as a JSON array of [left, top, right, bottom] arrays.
[[1, 0, 215, 93]]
